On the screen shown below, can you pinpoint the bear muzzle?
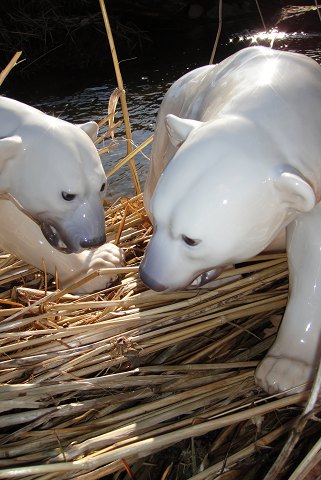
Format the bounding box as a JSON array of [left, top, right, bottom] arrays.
[[39, 200, 106, 254], [40, 220, 106, 254], [40, 221, 73, 253], [79, 234, 106, 249], [139, 264, 167, 292]]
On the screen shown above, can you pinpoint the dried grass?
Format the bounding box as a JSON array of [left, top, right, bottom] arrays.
[[0, 193, 319, 479]]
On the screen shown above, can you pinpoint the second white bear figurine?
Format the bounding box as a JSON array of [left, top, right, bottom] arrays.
[[140, 46, 321, 395], [0, 96, 124, 293]]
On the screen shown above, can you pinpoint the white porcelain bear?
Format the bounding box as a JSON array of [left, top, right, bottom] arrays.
[[140, 46, 321, 395], [0, 96, 124, 293]]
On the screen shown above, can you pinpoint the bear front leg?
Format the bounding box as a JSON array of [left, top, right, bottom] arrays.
[[255, 204, 321, 394], [63, 243, 125, 294]]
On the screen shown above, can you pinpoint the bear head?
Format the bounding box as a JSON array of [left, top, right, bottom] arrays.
[[0, 113, 107, 254], [140, 114, 316, 291]]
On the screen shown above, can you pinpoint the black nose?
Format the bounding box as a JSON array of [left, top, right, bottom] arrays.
[[80, 233, 106, 249], [139, 265, 167, 292]]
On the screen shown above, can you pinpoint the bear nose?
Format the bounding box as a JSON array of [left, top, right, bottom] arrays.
[[80, 233, 106, 249], [139, 266, 167, 292]]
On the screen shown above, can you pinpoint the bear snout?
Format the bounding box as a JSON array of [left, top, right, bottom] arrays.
[[80, 233, 106, 249], [139, 265, 167, 292]]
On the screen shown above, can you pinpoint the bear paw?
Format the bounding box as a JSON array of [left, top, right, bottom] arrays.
[[255, 355, 314, 395], [68, 243, 125, 294]]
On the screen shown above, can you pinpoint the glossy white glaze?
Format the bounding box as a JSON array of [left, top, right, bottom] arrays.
[[0, 97, 124, 293], [256, 201, 321, 393], [141, 46, 321, 394]]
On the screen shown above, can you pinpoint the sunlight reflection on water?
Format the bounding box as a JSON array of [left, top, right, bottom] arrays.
[[229, 30, 321, 63]]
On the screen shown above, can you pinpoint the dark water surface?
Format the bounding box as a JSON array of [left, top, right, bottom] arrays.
[[8, 30, 321, 199]]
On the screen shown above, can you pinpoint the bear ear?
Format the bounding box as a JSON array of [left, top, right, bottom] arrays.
[[78, 121, 99, 142], [165, 114, 203, 148], [275, 171, 316, 213], [0, 135, 23, 173]]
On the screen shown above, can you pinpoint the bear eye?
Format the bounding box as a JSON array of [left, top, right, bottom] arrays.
[[182, 235, 200, 247], [100, 182, 106, 192], [62, 191, 76, 201]]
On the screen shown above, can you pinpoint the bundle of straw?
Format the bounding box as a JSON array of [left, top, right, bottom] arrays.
[[0, 190, 320, 479]]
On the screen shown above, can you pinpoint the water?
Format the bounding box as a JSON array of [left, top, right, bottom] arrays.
[[7, 29, 321, 199], [10, 66, 179, 199]]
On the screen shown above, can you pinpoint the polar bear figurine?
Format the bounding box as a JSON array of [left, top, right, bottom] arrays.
[[140, 46, 321, 395], [0, 96, 124, 294]]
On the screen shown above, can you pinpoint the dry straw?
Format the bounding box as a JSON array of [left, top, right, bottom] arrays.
[[1, 197, 320, 479], [1, 3, 321, 480], [0, 51, 22, 87], [99, 0, 141, 196]]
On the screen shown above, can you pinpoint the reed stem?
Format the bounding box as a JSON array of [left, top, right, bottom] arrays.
[[99, 0, 141, 195]]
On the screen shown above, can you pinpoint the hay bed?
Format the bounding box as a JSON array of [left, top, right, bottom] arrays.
[[0, 192, 320, 479]]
